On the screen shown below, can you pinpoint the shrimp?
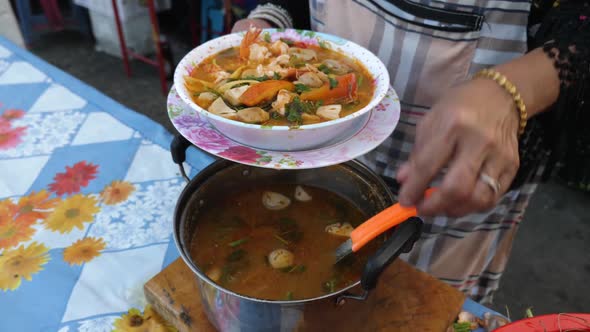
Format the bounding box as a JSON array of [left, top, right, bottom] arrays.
[[240, 26, 263, 60]]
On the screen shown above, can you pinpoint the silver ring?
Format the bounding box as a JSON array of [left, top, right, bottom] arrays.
[[479, 173, 501, 195]]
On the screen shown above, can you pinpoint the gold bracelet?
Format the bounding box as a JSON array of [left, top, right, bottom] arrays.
[[474, 68, 527, 136]]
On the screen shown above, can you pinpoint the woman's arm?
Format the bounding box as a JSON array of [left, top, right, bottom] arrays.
[[397, 2, 589, 216]]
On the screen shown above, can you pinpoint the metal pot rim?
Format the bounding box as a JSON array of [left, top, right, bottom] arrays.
[[173, 159, 394, 305]]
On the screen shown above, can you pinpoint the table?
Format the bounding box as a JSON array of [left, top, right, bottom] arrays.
[[0, 37, 495, 331]]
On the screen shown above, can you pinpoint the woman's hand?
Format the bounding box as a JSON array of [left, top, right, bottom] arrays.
[[232, 18, 273, 33], [396, 78, 521, 217]]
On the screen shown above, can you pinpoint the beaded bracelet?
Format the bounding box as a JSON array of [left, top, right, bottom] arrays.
[[474, 68, 528, 136]]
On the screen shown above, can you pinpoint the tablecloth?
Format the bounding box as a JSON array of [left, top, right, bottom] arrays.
[[0, 36, 494, 331]]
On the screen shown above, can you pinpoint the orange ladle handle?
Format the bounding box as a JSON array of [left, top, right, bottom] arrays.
[[350, 188, 436, 252]]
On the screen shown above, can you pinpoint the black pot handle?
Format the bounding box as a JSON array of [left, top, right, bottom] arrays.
[[361, 216, 423, 291], [335, 217, 422, 305], [171, 134, 192, 182]]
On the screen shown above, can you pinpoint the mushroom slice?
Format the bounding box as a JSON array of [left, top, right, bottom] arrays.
[[208, 98, 237, 120], [237, 107, 270, 124], [322, 59, 352, 75], [196, 92, 218, 109], [325, 222, 354, 237], [288, 47, 317, 61], [262, 191, 291, 210], [296, 72, 324, 88], [294, 186, 312, 202], [223, 85, 250, 106], [268, 249, 294, 269], [316, 104, 342, 120]]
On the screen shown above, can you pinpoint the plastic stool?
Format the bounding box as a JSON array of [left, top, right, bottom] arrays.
[[14, 0, 90, 46]]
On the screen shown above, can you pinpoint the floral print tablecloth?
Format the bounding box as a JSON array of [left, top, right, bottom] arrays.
[[0, 37, 493, 332], [0, 37, 213, 331]]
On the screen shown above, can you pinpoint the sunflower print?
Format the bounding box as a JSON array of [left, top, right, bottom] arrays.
[[0, 199, 36, 250], [15, 190, 60, 224], [63, 237, 106, 265], [0, 242, 50, 291], [101, 181, 135, 205], [43, 194, 99, 234], [113, 305, 177, 332]]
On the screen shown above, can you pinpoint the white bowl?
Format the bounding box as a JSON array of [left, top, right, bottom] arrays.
[[173, 29, 390, 151]]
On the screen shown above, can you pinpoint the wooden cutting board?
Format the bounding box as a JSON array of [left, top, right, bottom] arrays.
[[144, 258, 464, 332]]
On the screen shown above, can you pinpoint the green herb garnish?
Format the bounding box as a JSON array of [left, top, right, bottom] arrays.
[[273, 72, 281, 80], [323, 279, 337, 293], [318, 39, 329, 49], [329, 76, 338, 89], [271, 112, 282, 120], [318, 64, 331, 74], [228, 238, 248, 247], [263, 32, 271, 43], [286, 291, 293, 301], [452, 322, 472, 332], [295, 83, 311, 94], [243, 75, 270, 82]]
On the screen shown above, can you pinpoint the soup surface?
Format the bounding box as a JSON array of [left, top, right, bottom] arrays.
[[190, 184, 376, 301], [184, 28, 375, 126]]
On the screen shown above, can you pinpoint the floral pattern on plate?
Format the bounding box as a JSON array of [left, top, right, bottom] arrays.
[[168, 86, 400, 169]]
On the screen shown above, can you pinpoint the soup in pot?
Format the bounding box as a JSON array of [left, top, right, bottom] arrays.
[[189, 184, 377, 301]]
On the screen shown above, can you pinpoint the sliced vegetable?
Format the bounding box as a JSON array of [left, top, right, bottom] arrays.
[[239, 80, 296, 107], [185, 75, 216, 91], [300, 73, 357, 104], [217, 80, 260, 94], [230, 65, 246, 79], [288, 265, 306, 273], [286, 291, 293, 301], [228, 238, 249, 247]]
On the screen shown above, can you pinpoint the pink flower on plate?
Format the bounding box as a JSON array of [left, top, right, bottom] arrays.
[[375, 103, 389, 112], [0, 124, 26, 150], [218, 146, 269, 165], [186, 127, 233, 151], [2, 109, 25, 120], [271, 29, 319, 47]]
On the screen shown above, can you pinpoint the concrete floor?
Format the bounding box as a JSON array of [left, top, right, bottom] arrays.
[[30, 31, 590, 318]]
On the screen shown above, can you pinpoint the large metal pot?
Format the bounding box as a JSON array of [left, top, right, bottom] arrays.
[[170, 135, 422, 332]]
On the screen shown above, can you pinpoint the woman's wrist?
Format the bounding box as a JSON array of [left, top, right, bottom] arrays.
[[491, 48, 560, 119]]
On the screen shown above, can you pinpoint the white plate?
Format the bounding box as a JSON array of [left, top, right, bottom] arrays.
[[168, 86, 400, 169]]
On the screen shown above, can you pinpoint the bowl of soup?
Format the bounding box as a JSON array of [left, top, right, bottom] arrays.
[[172, 158, 422, 331], [172, 28, 390, 151]]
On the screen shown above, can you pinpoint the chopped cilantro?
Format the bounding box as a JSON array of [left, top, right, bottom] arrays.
[[271, 112, 282, 120], [318, 64, 331, 74], [285, 97, 322, 124], [329, 76, 338, 89], [318, 39, 329, 49], [263, 32, 271, 43], [289, 56, 305, 68], [295, 83, 311, 94], [273, 72, 281, 80], [243, 75, 270, 82]]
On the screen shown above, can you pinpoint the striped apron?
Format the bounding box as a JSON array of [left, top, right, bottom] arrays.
[[310, 0, 537, 303]]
